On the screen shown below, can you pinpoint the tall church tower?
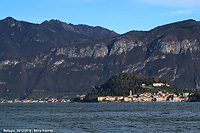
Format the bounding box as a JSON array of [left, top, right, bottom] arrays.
[[129, 90, 132, 96]]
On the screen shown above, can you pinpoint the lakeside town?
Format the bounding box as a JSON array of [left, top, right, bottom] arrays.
[[0, 83, 197, 103], [98, 90, 192, 102], [0, 92, 194, 103], [97, 83, 193, 102]]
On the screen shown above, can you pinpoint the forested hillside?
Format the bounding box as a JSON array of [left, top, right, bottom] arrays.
[[91, 73, 184, 96]]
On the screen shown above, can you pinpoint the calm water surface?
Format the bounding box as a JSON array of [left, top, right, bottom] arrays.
[[0, 102, 200, 132]]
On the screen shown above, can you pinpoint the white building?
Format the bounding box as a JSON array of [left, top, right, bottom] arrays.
[[98, 96, 124, 102], [153, 83, 165, 87]]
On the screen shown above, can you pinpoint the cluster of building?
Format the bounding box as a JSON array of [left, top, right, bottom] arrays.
[[98, 90, 192, 102], [98, 83, 193, 102], [0, 98, 71, 103]]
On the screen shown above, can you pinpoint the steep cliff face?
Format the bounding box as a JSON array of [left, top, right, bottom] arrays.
[[54, 43, 109, 58], [157, 39, 200, 54], [1, 19, 200, 99]]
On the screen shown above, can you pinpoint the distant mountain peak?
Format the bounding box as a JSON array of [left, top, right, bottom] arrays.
[[2, 17, 22, 28], [47, 19, 63, 23], [183, 19, 196, 22], [151, 19, 200, 32], [3, 17, 17, 23], [3, 16, 16, 20]]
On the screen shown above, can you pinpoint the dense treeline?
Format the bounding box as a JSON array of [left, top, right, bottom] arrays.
[[189, 93, 200, 102], [91, 73, 186, 96]]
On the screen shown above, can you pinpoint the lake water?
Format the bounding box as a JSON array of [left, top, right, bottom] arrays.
[[0, 102, 200, 133]]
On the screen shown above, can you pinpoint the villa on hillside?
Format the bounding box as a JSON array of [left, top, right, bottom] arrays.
[[153, 83, 170, 87]]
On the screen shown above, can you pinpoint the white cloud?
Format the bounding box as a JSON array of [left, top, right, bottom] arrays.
[[138, 0, 200, 7], [170, 10, 192, 15], [161, 9, 193, 16]]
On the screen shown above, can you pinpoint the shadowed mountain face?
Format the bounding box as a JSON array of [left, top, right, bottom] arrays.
[[1, 18, 200, 99], [0, 17, 118, 60]]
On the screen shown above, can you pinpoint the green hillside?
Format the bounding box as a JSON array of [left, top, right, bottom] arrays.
[[91, 73, 184, 96]]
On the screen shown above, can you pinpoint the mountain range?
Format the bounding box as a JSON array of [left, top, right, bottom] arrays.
[[1, 17, 200, 99]]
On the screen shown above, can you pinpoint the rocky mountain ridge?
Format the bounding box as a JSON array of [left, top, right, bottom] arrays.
[[1, 18, 200, 99], [0, 17, 118, 60]]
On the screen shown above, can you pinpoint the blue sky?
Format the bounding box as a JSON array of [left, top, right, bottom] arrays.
[[1, 0, 200, 34]]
